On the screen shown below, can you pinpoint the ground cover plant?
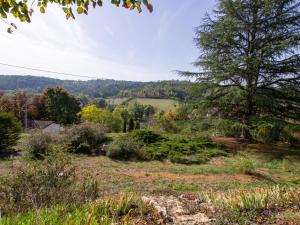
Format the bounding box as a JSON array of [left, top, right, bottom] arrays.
[[106, 129, 227, 164]]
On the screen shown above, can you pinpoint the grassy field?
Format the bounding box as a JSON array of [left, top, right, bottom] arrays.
[[129, 98, 178, 111], [107, 97, 178, 111]]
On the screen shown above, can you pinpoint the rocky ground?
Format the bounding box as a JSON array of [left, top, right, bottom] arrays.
[[142, 194, 215, 225]]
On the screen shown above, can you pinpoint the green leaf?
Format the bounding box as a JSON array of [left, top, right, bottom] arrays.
[[77, 7, 84, 14], [97, 0, 103, 7], [63, 7, 69, 13], [40, 7, 45, 13], [0, 11, 7, 19]]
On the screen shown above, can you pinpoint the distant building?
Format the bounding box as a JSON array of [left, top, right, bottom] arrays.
[[28, 120, 60, 134]]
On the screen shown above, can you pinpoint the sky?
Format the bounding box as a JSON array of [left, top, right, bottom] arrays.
[[0, 0, 217, 81]]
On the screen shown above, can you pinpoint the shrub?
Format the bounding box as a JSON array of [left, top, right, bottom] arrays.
[[213, 119, 247, 137], [106, 132, 227, 164], [129, 129, 164, 144], [231, 156, 255, 174], [0, 112, 21, 153], [145, 140, 227, 164], [250, 119, 282, 144], [0, 152, 99, 215], [106, 135, 142, 160], [63, 123, 108, 154], [23, 131, 56, 159]]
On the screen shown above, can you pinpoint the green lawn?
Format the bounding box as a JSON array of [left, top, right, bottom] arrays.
[[129, 98, 178, 111]]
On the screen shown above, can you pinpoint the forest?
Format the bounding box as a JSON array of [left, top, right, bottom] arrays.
[[0, 75, 188, 100], [0, 0, 299, 225]]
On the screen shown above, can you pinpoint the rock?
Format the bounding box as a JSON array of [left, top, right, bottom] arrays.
[[142, 195, 214, 225], [199, 203, 216, 214], [175, 213, 211, 225]]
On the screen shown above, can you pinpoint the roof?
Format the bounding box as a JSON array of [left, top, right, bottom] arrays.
[[33, 120, 55, 129]]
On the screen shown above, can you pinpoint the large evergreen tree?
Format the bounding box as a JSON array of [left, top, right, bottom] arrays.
[[182, 0, 300, 134]]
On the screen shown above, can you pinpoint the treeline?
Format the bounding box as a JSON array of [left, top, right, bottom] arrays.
[[118, 80, 189, 100], [0, 87, 81, 126], [0, 75, 188, 100]]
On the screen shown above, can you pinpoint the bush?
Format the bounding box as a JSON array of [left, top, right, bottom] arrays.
[[129, 129, 164, 144], [23, 131, 56, 159], [250, 119, 282, 144], [0, 152, 99, 215], [106, 135, 142, 160], [63, 123, 109, 154], [144, 140, 227, 164], [0, 112, 21, 153], [106, 132, 227, 164], [213, 119, 247, 137], [231, 156, 255, 174]]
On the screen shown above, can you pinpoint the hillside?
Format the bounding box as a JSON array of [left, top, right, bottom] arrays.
[[0, 75, 188, 99]]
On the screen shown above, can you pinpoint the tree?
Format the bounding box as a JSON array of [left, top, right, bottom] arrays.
[[44, 87, 81, 124], [181, 0, 300, 138], [78, 104, 122, 132], [0, 112, 21, 152], [114, 107, 130, 133], [1, 0, 153, 33], [128, 117, 134, 131], [130, 102, 144, 123], [90, 98, 107, 108], [0, 92, 29, 127], [28, 94, 48, 120]]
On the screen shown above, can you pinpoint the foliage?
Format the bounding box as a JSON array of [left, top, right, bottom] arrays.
[[230, 156, 255, 175], [0, 91, 29, 127], [129, 129, 164, 144], [128, 117, 134, 131], [1, 193, 157, 225], [44, 87, 81, 124], [180, 0, 300, 140], [143, 139, 227, 164], [90, 97, 107, 108], [213, 119, 248, 137], [79, 105, 122, 132], [119, 80, 189, 100], [23, 131, 56, 159], [0, 112, 21, 152], [107, 130, 227, 164], [1, 0, 153, 33], [106, 135, 142, 160], [203, 186, 300, 225], [63, 123, 108, 154], [154, 110, 179, 133], [0, 152, 99, 215]]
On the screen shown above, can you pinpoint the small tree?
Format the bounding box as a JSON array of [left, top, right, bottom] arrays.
[[128, 117, 135, 132], [0, 112, 21, 152]]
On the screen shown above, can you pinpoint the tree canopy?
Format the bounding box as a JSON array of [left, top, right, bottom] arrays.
[[181, 0, 300, 137], [0, 0, 153, 33], [0, 112, 21, 152], [44, 87, 81, 124]]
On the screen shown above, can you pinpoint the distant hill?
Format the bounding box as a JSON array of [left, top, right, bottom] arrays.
[[0, 75, 189, 100]]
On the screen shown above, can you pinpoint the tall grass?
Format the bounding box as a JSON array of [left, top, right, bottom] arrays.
[[203, 186, 300, 212], [1, 193, 157, 225]]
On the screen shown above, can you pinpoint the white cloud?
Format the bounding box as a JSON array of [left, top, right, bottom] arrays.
[[0, 6, 171, 81]]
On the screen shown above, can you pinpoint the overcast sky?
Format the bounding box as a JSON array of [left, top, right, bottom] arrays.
[[0, 0, 217, 81]]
